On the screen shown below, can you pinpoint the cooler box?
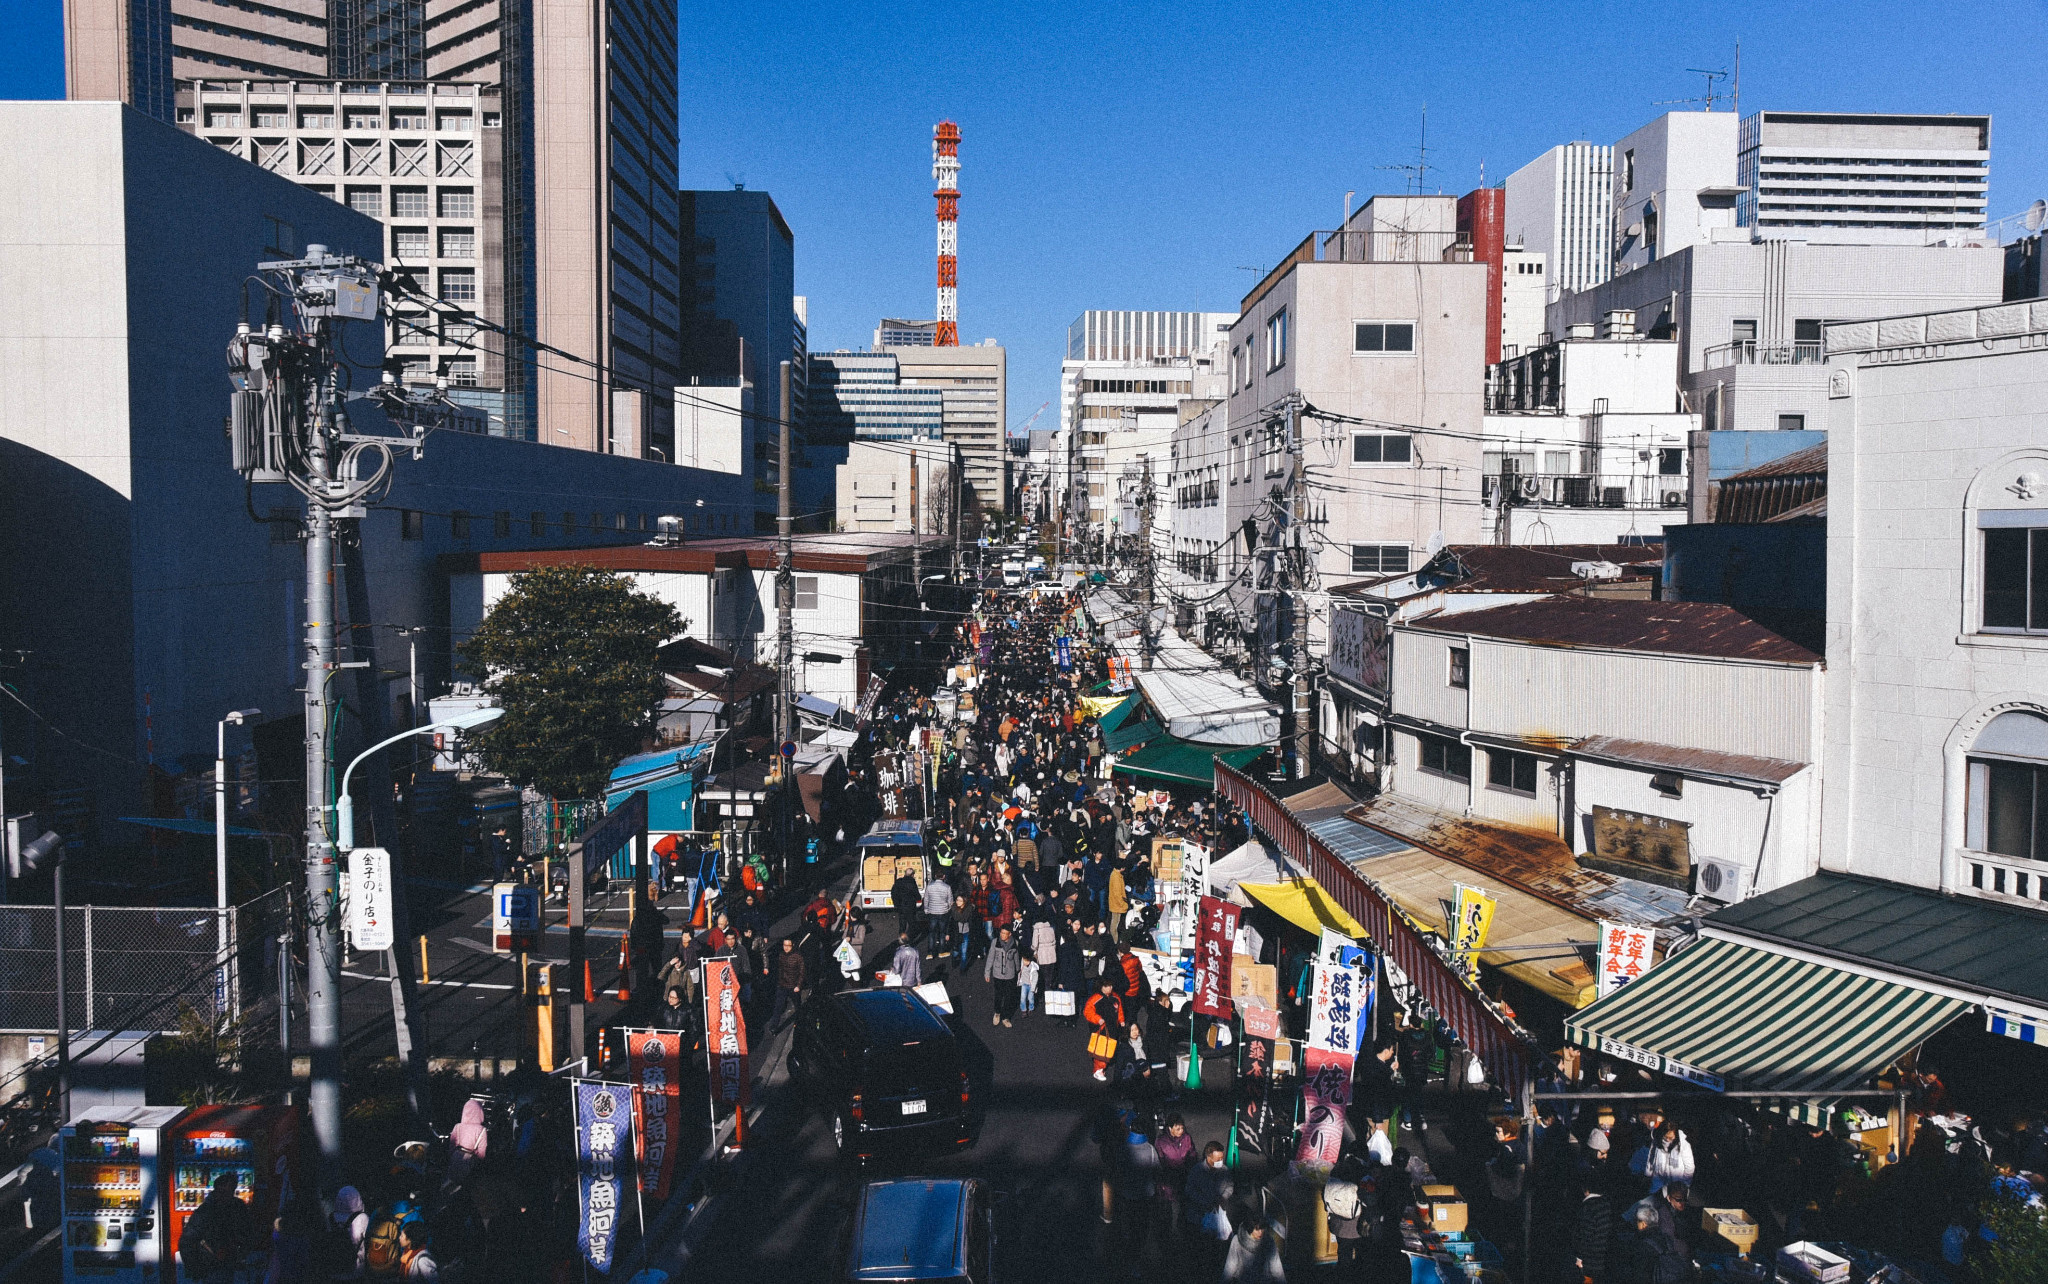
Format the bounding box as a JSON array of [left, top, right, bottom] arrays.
[[1703, 1208, 1759, 1255], [1777, 1242, 1850, 1284]]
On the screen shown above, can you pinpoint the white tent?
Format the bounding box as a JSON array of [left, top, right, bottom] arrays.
[[1134, 670, 1280, 747], [1207, 839, 1293, 899]]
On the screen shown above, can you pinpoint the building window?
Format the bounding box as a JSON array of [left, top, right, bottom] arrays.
[[562, 511, 578, 533], [436, 110, 472, 132], [530, 511, 546, 537], [1418, 734, 1471, 783], [1265, 310, 1288, 371], [392, 227, 429, 258], [1777, 414, 1805, 432], [440, 269, 477, 303], [392, 187, 430, 218], [1966, 713, 2048, 874], [345, 186, 382, 216], [299, 108, 333, 129], [1659, 448, 1683, 475], [438, 187, 474, 218], [795, 576, 819, 610], [1622, 148, 1636, 192], [253, 108, 286, 129], [1354, 322, 1416, 353], [205, 108, 243, 129], [1984, 527, 2048, 631], [1448, 646, 1469, 689], [345, 109, 379, 130], [389, 109, 427, 131], [445, 357, 478, 386], [1731, 319, 1758, 343], [451, 510, 471, 539], [399, 509, 423, 540], [492, 511, 511, 538], [1488, 749, 1537, 795], [1350, 544, 1410, 575], [438, 227, 475, 258], [1352, 433, 1413, 464]]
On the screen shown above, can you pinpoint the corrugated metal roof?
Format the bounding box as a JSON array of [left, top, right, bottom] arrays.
[[1707, 872, 2048, 1011], [1573, 735, 1807, 785], [1306, 814, 1412, 864], [1725, 442, 1827, 482], [1333, 544, 1663, 600], [1405, 597, 1820, 665]]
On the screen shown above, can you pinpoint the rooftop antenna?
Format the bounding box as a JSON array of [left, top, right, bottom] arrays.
[[1655, 67, 1728, 111], [1375, 104, 1432, 195], [1732, 39, 1740, 117]]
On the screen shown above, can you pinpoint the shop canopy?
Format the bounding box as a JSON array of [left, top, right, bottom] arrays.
[[1112, 737, 1262, 787], [1240, 879, 1368, 940], [1564, 936, 1969, 1105], [1133, 670, 1278, 747], [1097, 693, 1161, 753], [1208, 840, 1293, 898]]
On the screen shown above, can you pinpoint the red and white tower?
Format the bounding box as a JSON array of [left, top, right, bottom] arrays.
[[932, 120, 960, 347]]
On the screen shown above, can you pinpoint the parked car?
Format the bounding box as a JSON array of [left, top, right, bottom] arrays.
[[840, 1177, 996, 1283], [789, 988, 972, 1159]]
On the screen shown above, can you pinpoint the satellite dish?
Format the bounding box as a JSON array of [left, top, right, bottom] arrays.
[[2027, 199, 2048, 234], [1425, 530, 1447, 558]]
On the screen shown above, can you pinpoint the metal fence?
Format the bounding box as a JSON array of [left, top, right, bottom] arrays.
[[522, 797, 605, 857], [0, 887, 293, 1034]]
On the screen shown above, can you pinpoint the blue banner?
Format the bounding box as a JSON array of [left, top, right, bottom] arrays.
[[1055, 636, 1072, 670], [575, 1080, 637, 1273]]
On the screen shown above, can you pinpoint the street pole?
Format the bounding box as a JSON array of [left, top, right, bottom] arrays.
[[53, 856, 66, 1123], [777, 361, 795, 874], [1139, 461, 1155, 672], [1287, 396, 1312, 779], [303, 332, 344, 1187]]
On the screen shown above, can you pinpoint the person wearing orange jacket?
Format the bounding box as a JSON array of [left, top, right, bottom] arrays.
[[1083, 979, 1126, 1082], [1116, 948, 1147, 1006]]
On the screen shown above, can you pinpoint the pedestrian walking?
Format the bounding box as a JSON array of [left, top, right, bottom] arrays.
[[983, 926, 1020, 1026]]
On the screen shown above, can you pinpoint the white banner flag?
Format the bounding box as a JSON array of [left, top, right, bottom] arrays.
[[348, 847, 395, 951]]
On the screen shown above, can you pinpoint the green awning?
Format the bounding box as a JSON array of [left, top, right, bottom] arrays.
[[1098, 694, 1161, 753], [1112, 737, 1264, 788], [1564, 937, 1968, 1097]]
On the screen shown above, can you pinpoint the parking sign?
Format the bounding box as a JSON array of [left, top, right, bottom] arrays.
[[493, 881, 542, 953]]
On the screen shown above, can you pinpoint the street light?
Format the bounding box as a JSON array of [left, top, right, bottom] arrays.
[[216, 708, 260, 1008], [16, 828, 66, 1120], [334, 705, 504, 851]]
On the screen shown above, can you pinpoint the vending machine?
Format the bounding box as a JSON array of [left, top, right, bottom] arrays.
[[165, 1105, 299, 1284], [60, 1105, 187, 1284]]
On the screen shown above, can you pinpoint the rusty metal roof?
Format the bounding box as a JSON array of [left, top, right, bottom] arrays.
[[1724, 442, 1827, 482], [1572, 735, 1807, 785], [1404, 596, 1820, 665]]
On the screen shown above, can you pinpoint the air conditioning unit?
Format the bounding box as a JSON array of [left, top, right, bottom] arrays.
[[1663, 491, 1687, 508], [1696, 858, 1750, 904]]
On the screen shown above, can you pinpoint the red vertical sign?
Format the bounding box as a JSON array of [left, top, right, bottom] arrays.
[[702, 960, 750, 1141], [1192, 895, 1241, 1018], [628, 1030, 683, 1202]]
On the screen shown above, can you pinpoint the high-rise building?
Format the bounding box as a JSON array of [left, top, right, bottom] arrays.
[[1505, 141, 1615, 300], [1738, 111, 1992, 245], [1611, 111, 1743, 276], [884, 343, 1006, 511], [69, 0, 680, 456], [875, 318, 939, 347], [807, 353, 943, 442], [679, 190, 797, 406]]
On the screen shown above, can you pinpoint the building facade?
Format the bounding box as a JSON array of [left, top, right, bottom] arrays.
[[885, 342, 1006, 512], [1739, 111, 1992, 245], [1611, 110, 1742, 277], [806, 352, 943, 442], [1504, 141, 1615, 300]]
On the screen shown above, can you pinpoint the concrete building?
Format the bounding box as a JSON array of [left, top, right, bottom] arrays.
[[177, 80, 531, 434], [806, 352, 943, 442], [679, 190, 796, 411], [0, 103, 747, 842], [1611, 111, 1743, 277], [1230, 195, 1490, 593], [875, 318, 938, 348], [884, 342, 1006, 513], [1482, 325, 1698, 543], [1500, 244, 1548, 358], [834, 439, 961, 536], [1548, 240, 2004, 437], [1504, 141, 1615, 300], [1739, 112, 1992, 245]]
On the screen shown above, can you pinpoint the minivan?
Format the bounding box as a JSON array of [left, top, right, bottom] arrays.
[[789, 988, 972, 1158]]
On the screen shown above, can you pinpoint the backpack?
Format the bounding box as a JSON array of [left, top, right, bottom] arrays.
[[1324, 1178, 1361, 1222], [365, 1212, 406, 1276], [178, 1210, 222, 1280]]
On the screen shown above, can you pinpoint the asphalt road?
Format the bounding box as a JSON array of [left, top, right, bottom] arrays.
[[664, 909, 1243, 1284]]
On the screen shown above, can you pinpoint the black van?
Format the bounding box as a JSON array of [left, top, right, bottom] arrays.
[[787, 988, 972, 1159]]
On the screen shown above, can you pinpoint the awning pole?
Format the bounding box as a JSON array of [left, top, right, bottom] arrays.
[[1520, 1077, 1535, 1284], [1533, 1089, 1895, 1100]]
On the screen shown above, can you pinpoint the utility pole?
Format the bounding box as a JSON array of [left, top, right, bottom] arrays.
[[1284, 395, 1312, 779], [1138, 461, 1156, 672], [776, 360, 795, 873]]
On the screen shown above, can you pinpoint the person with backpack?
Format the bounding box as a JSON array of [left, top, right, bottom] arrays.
[[322, 1186, 369, 1280], [1325, 1155, 1370, 1271], [362, 1200, 413, 1278], [180, 1174, 256, 1284]]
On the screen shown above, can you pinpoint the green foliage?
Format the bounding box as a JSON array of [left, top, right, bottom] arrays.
[[1976, 1196, 2048, 1284], [460, 565, 682, 799], [149, 1004, 282, 1106]]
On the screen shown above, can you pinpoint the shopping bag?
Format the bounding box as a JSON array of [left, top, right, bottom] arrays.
[[834, 939, 860, 972], [1044, 990, 1076, 1017], [1087, 1031, 1118, 1060]]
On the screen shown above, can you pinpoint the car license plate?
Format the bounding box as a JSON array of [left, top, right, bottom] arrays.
[[900, 1099, 926, 1116]]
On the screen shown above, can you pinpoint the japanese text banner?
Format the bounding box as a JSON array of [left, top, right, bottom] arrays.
[[628, 1029, 683, 1202], [1192, 895, 1241, 1019], [574, 1080, 637, 1274]]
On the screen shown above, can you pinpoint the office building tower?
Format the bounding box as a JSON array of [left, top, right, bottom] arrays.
[[1505, 141, 1615, 300], [679, 190, 797, 413], [875, 318, 939, 347], [807, 353, 943, 443], [1738, 111, 1991, 245], [885, 343, 1006, 511]]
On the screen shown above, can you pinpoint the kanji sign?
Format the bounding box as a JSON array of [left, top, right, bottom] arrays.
[[574, 1080, 637, 1273], [1296, 1046, 1355, 1169], [1192, 896, 1241, 1019], [1596, 920, 1656, 998], [1306, 928, 1371, 1056], [347, 848, 394, 952], [626, 1029, 684, 1202], [702, 958, 750, 1133]]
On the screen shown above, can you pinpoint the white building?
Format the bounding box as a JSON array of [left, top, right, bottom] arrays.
[[1611, 111, 1743, 277], [1482, 324, 1698, 543], [834, 439, 962, 535], [885, 342, 1006, 512], [1499, 243, 1548, 358], [1739, 112, 1992, 246], [1505, 141, 1615, 300]]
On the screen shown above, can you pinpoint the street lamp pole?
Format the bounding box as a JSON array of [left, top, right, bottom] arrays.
[[335, 706, 503, 852], [215, 708, 260, 1009]]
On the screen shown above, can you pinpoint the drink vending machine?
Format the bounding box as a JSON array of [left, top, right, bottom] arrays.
[[60, 1106, 186, 1284], [165, 1105, 299, 1284]]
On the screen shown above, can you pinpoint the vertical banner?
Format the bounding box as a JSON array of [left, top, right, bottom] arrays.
[[1235, 1002, 1281, 1154], [1452, 884, 1498, 981], [1306, 928, 1371, 1058], [346, 847, 394, 952], [1597, 920, 1655, 998], [1055, 636, 1072, 670], [703, 959, 751, 1135], [627, 1029, 684, 1202], [1192, 896, 1242, 1019], [1174, 841, 1211, 949], [1296, 1046, 1356, 1168], [574, 1080, 636, 1274]]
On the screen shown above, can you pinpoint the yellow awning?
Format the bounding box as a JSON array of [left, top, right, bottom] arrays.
[[1239, 879, 1368, 940], [1078, 695, 1128, 720], [1362, 849, 1600, 1007]]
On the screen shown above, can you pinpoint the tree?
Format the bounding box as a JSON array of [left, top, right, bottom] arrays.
[[1976, 1196, 2048, 1284], [460, 565, 682, 799]]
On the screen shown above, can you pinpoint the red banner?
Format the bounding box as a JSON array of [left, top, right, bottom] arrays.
[[627, 1030, 683, 1202], [1296, 1046, 1355, 1168], [702, 959, 750, 1132], [1192, 896, 1241, 1018]]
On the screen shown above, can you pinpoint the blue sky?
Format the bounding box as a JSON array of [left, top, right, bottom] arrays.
[[6, 0, 2045, 435]]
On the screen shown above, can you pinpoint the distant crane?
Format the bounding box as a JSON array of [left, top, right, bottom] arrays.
[[1017, 401, 1050, 434]]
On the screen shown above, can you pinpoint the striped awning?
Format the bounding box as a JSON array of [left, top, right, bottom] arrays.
[[1564, 937, 1969, 1095]]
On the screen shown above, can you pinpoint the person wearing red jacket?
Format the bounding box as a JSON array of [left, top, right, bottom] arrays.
[[1083, 980, 1126, 1081], [1117, 949, 1147, 1005]]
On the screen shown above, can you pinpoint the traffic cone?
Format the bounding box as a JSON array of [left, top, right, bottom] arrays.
[[582, 960, 595, 1003], [691, 890, 709, 930], [616, 935, 632, 1001]]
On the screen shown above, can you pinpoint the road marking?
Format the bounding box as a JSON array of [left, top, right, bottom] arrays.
[[341, 969, 517, 992]]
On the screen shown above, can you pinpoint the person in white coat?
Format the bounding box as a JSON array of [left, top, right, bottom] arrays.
[[1631, 1123, 1696, 1192]]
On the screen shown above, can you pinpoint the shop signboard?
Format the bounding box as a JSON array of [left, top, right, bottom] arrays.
[[702, 959, 750, 1132], [573, 1080, 637, 1273], [1328, 606, 1390, 694], [1588, 806, 1692, 888], [1235, 1001, 1281, 1154], [1192, 896, 1241, 1018], [347, 848, 394, 952], [492, 881, 541, 954], [626, 1029, 683, 1202], [1296, 1046, 1355, 1168], [1596, 920, 1656, 998], [1451, 885, 1497, 981], [1306, 928, 1371, 1056]]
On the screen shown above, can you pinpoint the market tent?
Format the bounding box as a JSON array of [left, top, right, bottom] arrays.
[[1133, 670, 1278, 747], [1097, 693, 1161, 753], [1111, 737, 1262, 787], [1207, 840, 1292, 898], [1564, 936, 1969, 1112], [1240, 879, 1368, 939]]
